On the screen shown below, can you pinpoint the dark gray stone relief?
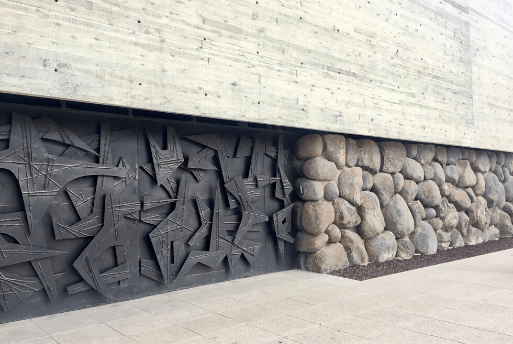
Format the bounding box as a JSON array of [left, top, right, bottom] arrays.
[[0, 105, 297, 323]]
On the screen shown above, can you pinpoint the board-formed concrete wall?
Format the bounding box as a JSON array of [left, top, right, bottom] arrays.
[[0, 1, 512, 151], [294, 133, 513, 273]]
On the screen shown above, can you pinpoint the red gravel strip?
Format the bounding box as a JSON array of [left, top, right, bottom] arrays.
[[330, 238, 513, 281]]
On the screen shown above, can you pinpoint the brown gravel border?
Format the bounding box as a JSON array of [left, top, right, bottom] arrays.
[[330, 238, 513, 281]]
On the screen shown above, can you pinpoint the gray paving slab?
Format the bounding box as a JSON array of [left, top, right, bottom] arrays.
[[4, 249, 513, 343]]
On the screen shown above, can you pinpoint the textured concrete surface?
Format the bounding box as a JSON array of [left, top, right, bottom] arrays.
[[3, 249, 513, 343]]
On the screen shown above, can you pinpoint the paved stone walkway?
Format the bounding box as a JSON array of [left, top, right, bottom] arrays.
[[2, 249, 513, 344]]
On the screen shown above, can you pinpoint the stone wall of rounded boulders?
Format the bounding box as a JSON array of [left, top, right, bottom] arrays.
[[294, 134, 513, 273]]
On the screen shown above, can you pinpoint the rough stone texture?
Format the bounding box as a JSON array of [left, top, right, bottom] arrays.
[[435, 146, 447, 165], [464, 188, 477, 203], [383, 194, 415, 238], [497, 152, 505, 166], [296, 178, 324, 201], [489, 206, 501, 226], [422, 164, 435, 180], [340, 229, 369, 266], [294, 202, 305, 231], [444, 165, 460, 185], [324, 181, 339, 202], [437, 198, 459, 232], [416, 144, 436, 165], [503, 202, 513, 215], [444, 215, 460, 234], [296, 134, 513, 274], [296, 134, 323, 159], [473, 172, 486, 196], [333, 198, 362, 229], [483, 172, 506, 209], [450, 229, 464, 248], [345, 138, 359, 167], [306, 243, 349, 273], [326, 224, 342, 243], [447, 187, 472, 211], [430, 162, 445, 186], [362, 171, 373, 191], [456, 212, 469, 236], [372, 172, 395, 206], [428, 218, 443, 232], [303, 157, 338, 181], [338, 167, 363, 206], [504, 167, 513, 182], [409, 200, 426, 227], [435, 197, 452, 218], [357, 191, 386, 239], [467, 150, 477, 164], [488, 152, 497, 172], [393, 173, 404, 193], [505, 154, 513, 174], [379, 141, 406, 173], [365, 231, 397, 263], [456, 160, 477, 188], [472, 151, 491, 172], [399, 180, 418, 204], [302, 200, 335, 235], [436, 230, 451, 250], [483, 226, 500, 242], [464, 226, 485, 246], [322, 134, 346, 169], [425, 208, 436, 220], [496, 210, 513, 237], [504, 181, 513, 203], [468, 197, 491, 231], [405, 144, 417, 159], [447, 148, 463, 165], [440, 182, 453, 197], [396, 238, 415, 260], [357, 139, 381, 173], [416, 180, 442, 207], [296, 231, 329, 253], [401, 158, 424, 182], [410, 221, 437, 255], [494, 165, 505, 183]]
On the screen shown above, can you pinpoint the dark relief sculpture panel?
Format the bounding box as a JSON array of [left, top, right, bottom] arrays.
[[0, 107, 297, 323]]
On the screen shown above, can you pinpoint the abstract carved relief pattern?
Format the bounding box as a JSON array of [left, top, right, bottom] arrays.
[[0, 110, 296, 321]]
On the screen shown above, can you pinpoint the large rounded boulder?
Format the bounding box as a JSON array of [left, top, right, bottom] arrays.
[[483, 172, 506, 209], [383, 194, 415, 238], [333, 198, 361, 229], [338, 167, 363, 206], [357, 191, 385, 239], [322, 134, 346, 169], [401, 158, 424, 182], [416, 180, 442, 207], [357, 139, 381, 173], [364, 231, 397, 263], [340, 230, 369, 266], [303, 157, 338, 181], [306, 243, 349, 273], [296, 232, 329, 253], [410, 221, 437, 255], [302, 200, 335, 235], [371, 173, 395, 206], [379, 141, 406, 173], [296, 134, 323, 159], [415, 144, 436, 165]]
